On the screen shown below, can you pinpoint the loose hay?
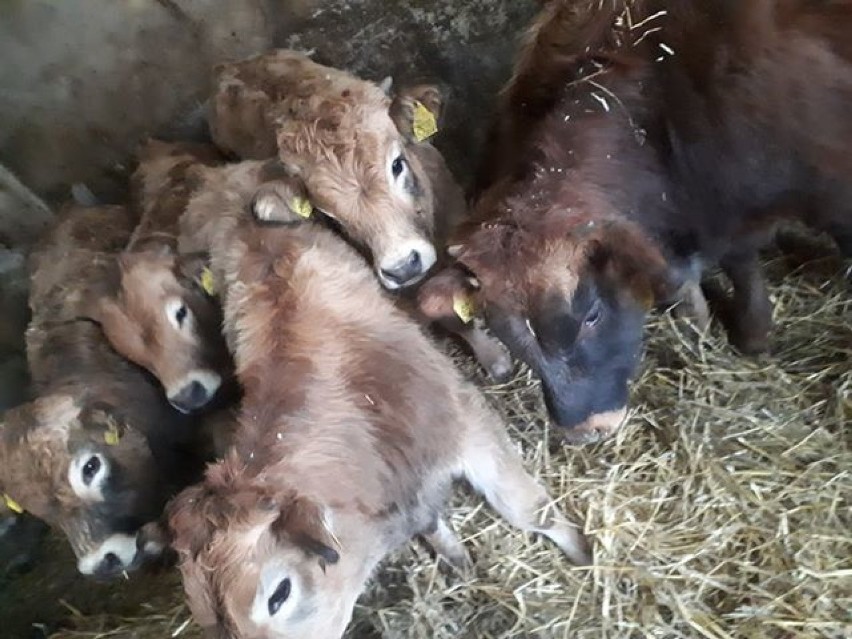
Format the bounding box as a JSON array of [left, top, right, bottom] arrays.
[[47, 241, 851, 639]]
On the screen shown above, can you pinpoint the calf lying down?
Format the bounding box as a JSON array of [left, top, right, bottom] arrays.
[[208, 49, 512, 381], [69, 139, 234, 414], [1, 205, 211, 578], [167, 180, 591, 639]]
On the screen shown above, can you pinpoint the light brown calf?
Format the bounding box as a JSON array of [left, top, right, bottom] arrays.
[[210, 49, 440, 289], [1, 204, 209, 578], [166, 179, 591, 639], [208, 51, 511, 379], [74, 139, 233, 413]]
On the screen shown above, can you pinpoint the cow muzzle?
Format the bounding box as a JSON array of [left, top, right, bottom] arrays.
[[377, 240, 437, 290], [167, 370, 222, 413], [558, 407, 627, 445]]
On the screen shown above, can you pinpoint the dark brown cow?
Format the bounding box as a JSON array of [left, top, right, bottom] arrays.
[[421, 0, 852, 443], [0, 204, 212, 578], [74, 139, 233, 413], [165, 174, 591, 639]]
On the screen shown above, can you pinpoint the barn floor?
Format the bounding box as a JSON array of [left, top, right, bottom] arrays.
[[0, 234, 845, 638]]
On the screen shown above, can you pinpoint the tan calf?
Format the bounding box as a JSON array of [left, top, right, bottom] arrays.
[[2, 204, 209, 578], [75, 140, 232, 413], [207, 52, 512, 379], [210, 50, 441, 289], [166, 182, 591, 639]]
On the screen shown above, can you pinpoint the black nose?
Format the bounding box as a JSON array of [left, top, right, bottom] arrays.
[[169, 381, 211, 413], [380, 250, 423, 287], [93, 552, 124, 579]]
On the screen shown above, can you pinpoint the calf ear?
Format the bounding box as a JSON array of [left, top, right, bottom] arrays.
[[274, 496, 340, 569], [417, 265, 482, 327], [389, 84, 444, 144], [251, 176, 313, 225], [178, 252, 218, 297], [586, 222, 673, 309]]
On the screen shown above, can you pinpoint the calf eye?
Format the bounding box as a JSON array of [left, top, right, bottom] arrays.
[[175, 305, 187, 327], [391, 155, 406, 179], [584, 303, 602, 328], [82, 455, 102, 486], [268, 577, 291, 616]]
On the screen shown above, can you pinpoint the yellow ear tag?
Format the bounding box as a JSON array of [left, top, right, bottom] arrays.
[[3, 493, 23, 514], [412, 100, 438, 142], [104, 422, 121, 446], [452, 293, 476, 325], [200, 267, 217, 297], [291, 196, 313, 219]]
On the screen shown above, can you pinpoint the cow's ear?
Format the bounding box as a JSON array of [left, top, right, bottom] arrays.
[[585, 221, 673, 309], [251, 175, 313, 225], [177, 252, 218, 297], [273, 495, 339, 570], [417, 265, 482, 327], [389, 84, 444, 144]]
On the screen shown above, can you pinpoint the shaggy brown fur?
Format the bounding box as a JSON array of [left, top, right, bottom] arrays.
[[1, 204, 210, 578], [424, 0, 852, 442], [167, 179, 591, 639]]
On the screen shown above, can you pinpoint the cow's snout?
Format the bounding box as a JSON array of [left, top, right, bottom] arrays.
[[77, 533, 140, 579], [378, 241, 437, 289], [559, 408, 627, 445], [167, 371, 222, 413]]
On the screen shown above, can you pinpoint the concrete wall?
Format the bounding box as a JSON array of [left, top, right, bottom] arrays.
[[0, 0, 537, 205]]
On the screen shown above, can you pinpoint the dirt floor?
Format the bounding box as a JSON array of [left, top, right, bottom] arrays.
[[1, 235, 847, 639]]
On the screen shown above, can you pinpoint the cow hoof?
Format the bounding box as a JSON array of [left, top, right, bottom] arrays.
[[730, 330, 770, 356]]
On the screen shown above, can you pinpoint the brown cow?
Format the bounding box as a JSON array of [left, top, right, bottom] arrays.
[[73, 139, 233, 413], [421, 0, 852, 444], [166, 178, 591, 639], [208, 51, 511, 380], [1, 204, 211, 578]]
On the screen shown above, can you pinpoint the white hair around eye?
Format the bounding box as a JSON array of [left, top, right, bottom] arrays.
[[68, 450, 109, 502], [251, 560, 301, 628], [165, 297, 193, 333], [386, 143, 410, 198]]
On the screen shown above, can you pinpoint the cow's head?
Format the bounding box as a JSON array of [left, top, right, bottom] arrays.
[[273, 80, 445, 290], [0, 395, 168, 578], [421, 215, 671, 444], [79, 247, 228, 413], [168, 461, 352, 639]]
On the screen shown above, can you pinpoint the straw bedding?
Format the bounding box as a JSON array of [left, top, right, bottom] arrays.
[[48, 232, 850, 639]]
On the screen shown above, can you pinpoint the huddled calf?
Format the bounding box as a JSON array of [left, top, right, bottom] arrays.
[[76, 139, 232, 413], [208, 49, 512, 381], [165, 169, 591, 639], [1, 204, 212, 578], [421, 0, 852, 443]]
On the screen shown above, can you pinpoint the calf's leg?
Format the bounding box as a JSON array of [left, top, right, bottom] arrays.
[[445, 320, 513, 383], [421, 518, 470, 568], [720, 251, 773, 355], [459, 401, 592, 566], [672, 279, 711, 332]]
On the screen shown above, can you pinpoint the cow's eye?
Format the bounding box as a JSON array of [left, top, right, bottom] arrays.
[[584, 302, 603, 328], [82, 455, 102, 486], [268, 577, 291, 616], [174, 305, 187, 327], [391, 155, 406, 179], [166, 299, 191, 330]]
